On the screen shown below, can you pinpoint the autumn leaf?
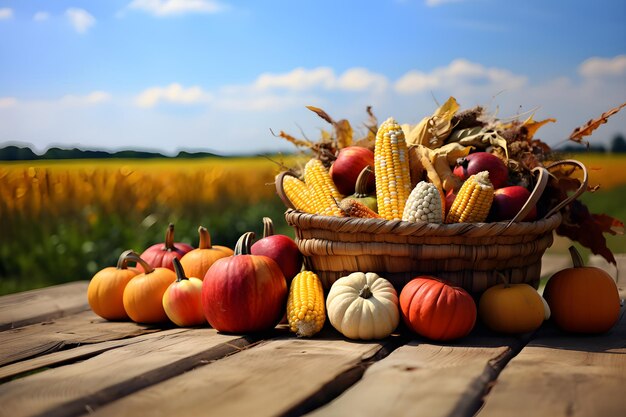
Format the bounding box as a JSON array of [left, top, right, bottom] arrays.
[[334, 119, 353, 149], [306, 105, 334, 124], [569, 101, 626, 143], [523, 117, 556, 139], [406, 97, 459, 148]]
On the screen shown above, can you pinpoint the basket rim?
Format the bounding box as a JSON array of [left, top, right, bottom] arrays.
[[284, 209, 562, 238]]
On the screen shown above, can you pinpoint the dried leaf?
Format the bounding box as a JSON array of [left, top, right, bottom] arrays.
[[406, 97, 459, 148], [569, 101, 626, 143], [433, 153, 463, 192], [557, 200, 619, 265], [407, 146, 425, 189], [334, 119, 353, 149], [434, 143, 473, 165], [272, 129, 313, 149], [447, 127, 509, 158], [306, 105, 334, 124], [523, 117, 556, 139]]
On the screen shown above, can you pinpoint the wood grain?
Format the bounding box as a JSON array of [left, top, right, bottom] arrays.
[[86, 329, 398, 417], [308, 335, 522, 417], [0, 282, 90, 331], [0, 310, 162, 367], [0, 328, 188, 382], [477, 307, 626, 417], [0, 328, 260, 417]]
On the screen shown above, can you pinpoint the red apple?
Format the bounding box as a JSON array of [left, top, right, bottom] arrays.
[[488, 186, 537, 222], [162, 258, 206, 327], [139, 223, 194, 272], [250, 217, 302, 284], [453, 152, 509, 189], [330, 146, 375, 195], [444, 189, 457, 217]]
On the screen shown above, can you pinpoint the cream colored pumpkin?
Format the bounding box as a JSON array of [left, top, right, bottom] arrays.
[[326, 272, 399, 340]]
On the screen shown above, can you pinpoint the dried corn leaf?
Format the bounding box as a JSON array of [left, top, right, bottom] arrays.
[[406, 97, 460, 148], [433, 143, 473, 165], [569, 101, 626, 143], [408, 145, 425, 189], [273, 130, 314, 149], [334, 119, 353, 148], [433, 153, 463, 192], [447, 127, 509, 158], [306, 105, 334, 124]]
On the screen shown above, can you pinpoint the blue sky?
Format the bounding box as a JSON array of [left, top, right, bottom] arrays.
[[0, 0, 625, 155]]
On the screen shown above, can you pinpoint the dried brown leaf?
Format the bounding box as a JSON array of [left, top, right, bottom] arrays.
[[306, 105, 334, 124], [335, 119, 353, 149], [569, 101, 626, 143]]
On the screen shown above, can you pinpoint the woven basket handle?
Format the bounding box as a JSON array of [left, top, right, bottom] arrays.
[[542, 159, 588, 219], [275, 171, 297, 210], [506, 159, 588, 226], [506, 166, 549, 226]]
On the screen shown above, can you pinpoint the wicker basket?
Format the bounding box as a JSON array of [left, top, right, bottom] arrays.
[[278, 160, 587, 294]]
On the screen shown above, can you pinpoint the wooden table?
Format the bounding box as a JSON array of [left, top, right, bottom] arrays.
[[1, 256, 624, 417]]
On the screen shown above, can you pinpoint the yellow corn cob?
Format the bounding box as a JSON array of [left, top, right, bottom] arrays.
[[282, 175, 315, 213], [304, 159, 344, 217], [338, 198, 381, 219], [375, 117, 412, 220], [287, 271, 326, 337], [445, 171, 494, 223]]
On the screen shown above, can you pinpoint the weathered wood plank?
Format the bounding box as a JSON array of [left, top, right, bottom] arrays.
[[0, 310, 162, 367], [307, 333, 523, 417], [85, 328, 400, 417], [477, 307, 626, 417], [0, 328, 262, 417], [0, 281, 90, 331], [0, 328, 188, 382]]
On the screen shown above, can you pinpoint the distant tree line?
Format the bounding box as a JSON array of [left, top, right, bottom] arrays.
[[0, 145, 222, 161], [558, 134, 626, 153]]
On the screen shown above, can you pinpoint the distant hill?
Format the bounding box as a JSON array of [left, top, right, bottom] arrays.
[[0, 145, 223, 161]]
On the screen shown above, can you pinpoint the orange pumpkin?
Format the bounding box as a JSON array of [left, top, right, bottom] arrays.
[[543, 246, 620, 334], [88, 250, 139, 320], [122, 251, 177, 323], [400, 276, 476, 341], [180, 226, 233, 280]]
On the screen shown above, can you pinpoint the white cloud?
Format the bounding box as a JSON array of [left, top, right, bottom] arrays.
[[253, 67, 389, 92], [33, 12, 50, 22], [135, 83, 212, 108], [0, 97, 17, 108], [425, 0, 465, 6], [394, 58, 527, 96], [127, 0, 225, 17], [579, 55, 626, 79], [66, 8, 96, 34], [60, 91, 112, 106], [0, 8, 13, 20]]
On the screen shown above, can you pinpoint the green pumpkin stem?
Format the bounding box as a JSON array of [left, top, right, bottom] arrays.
[[495, 271, 511, 288], [262, 217, 275, 238], [164, 223, 176, 251], [359, 284, 373, 299], [172, 257, 188, 282], [234, 232, 256, 256], [354, 166, 373, 198], [120, 250, 154, 274], [568, 246, 584, 268], [198, 226, 212, 249]]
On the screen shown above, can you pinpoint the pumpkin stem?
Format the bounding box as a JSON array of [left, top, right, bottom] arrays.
[[120, 250, 154, 274], [262, 217, 275, 238], [568, 245, 585, 268], [116, 249, 135, 269], [164, 223, 176, 251], [495, 271, 510, 288], [198, 226, 212, 249], [234, 232, 255, 256], [354, 166, 373, 198], [359, 284, 373, 299], [172, 257, 188, 282]]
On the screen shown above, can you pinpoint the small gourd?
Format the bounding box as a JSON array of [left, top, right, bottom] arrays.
[[122, 251, 177, 323], [543, 246, 620, 334], [400, 276, 476, 341], [180, 226, 233, 280], [87, 250, 140, 320], [343, 166, 377, 212], [326, 272, 399, 340], [479, 273, 545, 334]]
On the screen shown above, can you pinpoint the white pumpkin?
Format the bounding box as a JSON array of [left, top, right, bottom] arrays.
[[326, 272, 399, 340]]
